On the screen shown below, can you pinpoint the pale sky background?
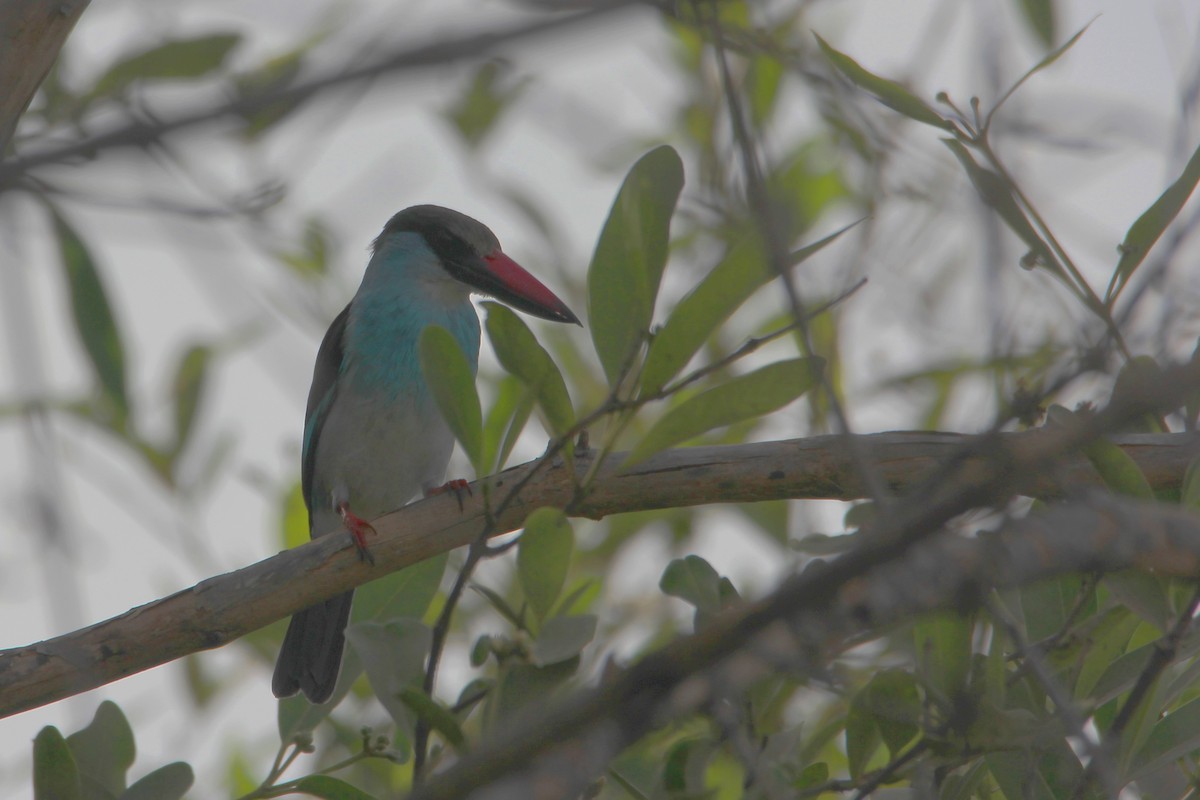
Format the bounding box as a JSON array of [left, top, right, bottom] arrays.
[[1, 0, 1199, 796]]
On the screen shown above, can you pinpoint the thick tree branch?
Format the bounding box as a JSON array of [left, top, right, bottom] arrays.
[[411, 494, 1200, 800], [0, 0, 90, 153], [0, 430, 1196, 719]]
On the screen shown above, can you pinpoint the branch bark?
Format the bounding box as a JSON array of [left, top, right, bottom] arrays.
[[0, 430, 1196, 719], [0, 0, 90, 153]]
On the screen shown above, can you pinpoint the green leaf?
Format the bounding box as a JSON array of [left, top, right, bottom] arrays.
[[418, 325, 483, 473], [279, 480, 308, 550], [844, 702, 881, 779], [170, 344, 211, 456], [49, 207, 130, 423], [660, 555, 722, 614], [65, 701, 136, 796], [991, 21, 1093, 121], [352, 552, 447, 623], [587, 145, 685, 385], [1016, 0, 1056, 47], [1084, 439, 1154, 499], [398, 687, 467, 750], [493, 660, 578, 720], [856, 670, 920, 756], [914, 613, 972, 698], [33, 727, 81, 800], [814, 34, 951, 130], [517, 507, 574, 622], [943, 139, 1056, 271], [91, 34, 241, 96], [121, 762, 194, 800], [482, 375, 532, 471], [532, 614, 597, 666], [445, 60, 528, 148], [1109, 137, 1200, 303], [484, 302, 574, 438], [1182, 455, 1200, 511], [626, 357, 823, 466], [1128, 696, 1200, 779], [641, 222, 856, 395], [278, 217, 334, 277], [345, 620, 431, 750], [292, 775, 376, 800]]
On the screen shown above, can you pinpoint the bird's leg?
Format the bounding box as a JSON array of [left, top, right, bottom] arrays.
[[337, 501, 377, 565], [425, 479, 472, 511]]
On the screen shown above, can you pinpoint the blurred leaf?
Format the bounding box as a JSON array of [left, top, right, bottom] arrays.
[[1103, 571, 1171, 630], [445, 60, 528, 148], [914, 613, 972, 698], [352, 552, 447, 623], [292, 775, 376, 800], [517, 507, 574, 622], [419, 325, 483, 473], [1021, 574, 1086, 642], [49, 206, 130, 424], [844, 702, 881, 779], [484, 302, 574, 438], [345, 620, 431, 750], [551, 577, 601, 618], [626, 358, 824, 466], [482, 375, 527, 471], [493, 660, 578, 721], [235, 47, 307, 138], [278, 218, 335, 278], [943, 139, 1056, 271], [747, 54, 784, 125], [587, 145, 684, 385], [815, 34, 951, 129], [65, 701, 135, 796], [1128, 696, 1200, 779], [91, 33, 241, 97], [398, 688, 466, 750], [121, 762, 194, 800], [532, 614, 597, 666], [33, 727, 81, 800], [279, 480, 308, 549], [1182, 455, 1200, 511], [990, 21, 1093, 121], [856, 670, 920, 756], [171, 344, 211, 457], [1084, 439, 1154, 499], [1109, 139, 1200, 303], [641, 222, 855, 395], [660, 555, 722, 614], [472, 583, 524, 629], [1016, 0, 1056, 47]]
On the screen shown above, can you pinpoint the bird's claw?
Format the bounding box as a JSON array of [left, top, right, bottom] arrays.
[[426, 479, 472, 511], [337, 502, 377, 565]]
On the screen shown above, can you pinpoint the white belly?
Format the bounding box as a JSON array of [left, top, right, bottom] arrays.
[[308, 388, 454, 537]]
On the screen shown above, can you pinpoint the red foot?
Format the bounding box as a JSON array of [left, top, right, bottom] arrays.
[[338, 501, 377, 565], [425, 479, 472, 511]]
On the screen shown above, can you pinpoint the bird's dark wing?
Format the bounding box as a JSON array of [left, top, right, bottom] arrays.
[[301, 302, 351, 530]]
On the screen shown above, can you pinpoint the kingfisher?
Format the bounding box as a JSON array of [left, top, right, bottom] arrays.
[[273, 205, 579, 703]]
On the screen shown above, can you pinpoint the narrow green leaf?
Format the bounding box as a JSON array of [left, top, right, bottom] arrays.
[[65, 700, 135, 796], [1129, 696, 1200, 779], [517, 507, 574, 622], [1109, 137, 1200, 303], [91, 34, 241, 97], [626, 358, 823, 466], [531, 614, 597, 666], [993, 21, 1094, 121], [418, 325, 483, 473], [1016, 0, 1056, 47], [292, 775, 377, 800], [398, 687, 467, 749], [857, 670, 920, 756], [844, 703, 881, 779], [587, 145, 684, 384], [49, 207, 129, 422], [641, 221, 857, 395], [484, 302, 574, 437], [482, 375, 525, 471], [33, 727, 81, 800], [171, 344, 211, 456], [121, 762, 194, 800], [279, 480, 308, 550], [943, 139, 1056, 271], [660, 555, 722, 614], [814, 34, 951, 130]]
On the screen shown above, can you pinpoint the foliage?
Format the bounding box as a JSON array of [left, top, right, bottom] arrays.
[[5, 1, 1200, 799]]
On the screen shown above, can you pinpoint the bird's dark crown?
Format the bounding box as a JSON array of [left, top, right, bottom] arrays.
[[373, 205, 501, 263]]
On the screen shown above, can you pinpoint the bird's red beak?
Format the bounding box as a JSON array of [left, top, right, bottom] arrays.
[[479, 251, 580, 325]]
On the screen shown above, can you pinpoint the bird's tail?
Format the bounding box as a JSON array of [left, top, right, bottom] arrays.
[[272, 590, 354, 704]]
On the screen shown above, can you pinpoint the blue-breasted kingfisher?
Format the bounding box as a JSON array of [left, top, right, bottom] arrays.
[[272, 205, 579, 703]]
